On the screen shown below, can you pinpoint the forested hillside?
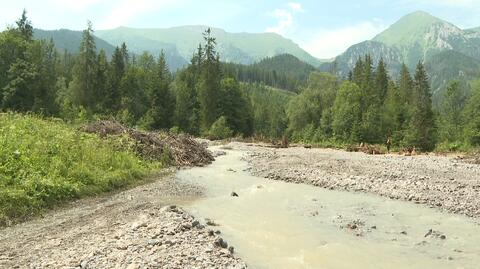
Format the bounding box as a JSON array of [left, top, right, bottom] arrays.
[[34, 29, 116, 56], [1, 11, 480, 152], [95, 26, 322, 67], [223, 54, 315, 92], [322, 11, 480, 101]]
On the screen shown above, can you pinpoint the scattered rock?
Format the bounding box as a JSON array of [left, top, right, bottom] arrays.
[[231, 192, 239, 197], [244, 143, 480, 219], [214, 238, 228, 249], [205, 219, 219, 226], [424, 229, 446, 240]]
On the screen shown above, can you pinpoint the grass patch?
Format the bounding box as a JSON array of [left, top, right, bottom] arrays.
[[0, 113, 159, 226]]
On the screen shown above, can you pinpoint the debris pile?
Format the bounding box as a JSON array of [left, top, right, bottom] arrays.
[[347, 143, 384, 155], [458, 150, 480, 164], [162, 133, 215, 166], [80, 121, 214, 167]]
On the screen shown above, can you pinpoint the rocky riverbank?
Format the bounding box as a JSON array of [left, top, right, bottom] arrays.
[[240, 143, 480, 218], [0, 174, 247, 269]]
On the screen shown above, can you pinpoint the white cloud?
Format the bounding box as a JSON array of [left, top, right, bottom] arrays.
[[265, 9, 294, 35], [301, 21, 387, 59], [288, 2, 304, 12], [98, 0, 181, 29], [265, 2, 304, 35]]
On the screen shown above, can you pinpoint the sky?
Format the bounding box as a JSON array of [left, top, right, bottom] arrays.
[[1, 0, 480, 59]]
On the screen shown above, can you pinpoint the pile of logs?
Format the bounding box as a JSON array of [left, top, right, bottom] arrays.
[[80, 121, 214, 167]]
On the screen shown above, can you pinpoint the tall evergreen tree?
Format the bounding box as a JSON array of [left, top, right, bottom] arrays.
[[95, 49, 109, 113], [68, 21, 97, 111], [438, 81, 467, 143], [375, 57, 389, 102], [143, 52, 175, 130], [174, 69, 199, 134], [398, 63, 413, 104], [197, 28, 222, 132], [105, 47, 125, 113], [15, 9, 33, 41], [1, 11, 44, 113], [404, 62, 436, 150], [219, 77, 253, 136]]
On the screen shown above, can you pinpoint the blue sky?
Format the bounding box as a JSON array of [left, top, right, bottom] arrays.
[[1, 0, 480, 59]]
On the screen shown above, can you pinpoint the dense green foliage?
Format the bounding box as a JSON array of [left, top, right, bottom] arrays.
[[322, 11, 480, 103], [289, 56, 438, 151], [1, 11, 480, 156], [0, 113, 155, 225], [223, 54, 315, 92]]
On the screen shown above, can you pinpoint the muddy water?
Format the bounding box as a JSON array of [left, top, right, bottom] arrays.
[[176, 148, 480, 269]]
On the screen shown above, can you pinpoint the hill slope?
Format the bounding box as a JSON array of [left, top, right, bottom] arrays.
[[223, 54, 316, 92], [34, 29, 116, 56], [96, 26, 322, 67], [321, 11, 480, 101]]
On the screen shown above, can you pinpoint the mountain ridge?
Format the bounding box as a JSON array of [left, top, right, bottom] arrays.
[[322, 10, 480, 99], [95, 25, 322, 67]]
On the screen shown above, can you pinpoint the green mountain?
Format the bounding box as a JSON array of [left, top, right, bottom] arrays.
[[425, 50, 480, 105], [33, 29, 187, 70], [254, 54, 316, 81], [373, 11, 480, 67], [321, 11, 480, 101], [320, 41, 403, 77], [34, 29, 116, 56], [223, 54, 316, 92], [95, 26, 322, 67]]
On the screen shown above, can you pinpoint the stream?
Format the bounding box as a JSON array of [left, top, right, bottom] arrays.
[[176, 148, 480, 269]]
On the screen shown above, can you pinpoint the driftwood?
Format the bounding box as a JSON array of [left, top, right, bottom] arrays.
[[458, 151, 480, 164], [347, 143, 384, 155], [80, 121, 214, 167]]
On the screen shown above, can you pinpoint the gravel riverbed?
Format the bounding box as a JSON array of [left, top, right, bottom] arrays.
[[0, 172, 247, 269], [239, 143, 480, 218]]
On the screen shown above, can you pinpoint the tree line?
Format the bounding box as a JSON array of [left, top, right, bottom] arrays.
[[1, 11, 479, 151], [0, 12, 254, 139], [287, 55, 480, 151]]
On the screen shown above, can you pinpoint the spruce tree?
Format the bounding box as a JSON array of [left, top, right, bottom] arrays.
[[398, 63, 413, 104], [96, 49, 109, 113], [197, 28, 222, 133], [105, 47, 125, 113], [68, 21, 97, 111], [404, 62, 436, 150], [144, 52, 175, 130], [375, 57, 389, 102], [16, 9, 33, 41]]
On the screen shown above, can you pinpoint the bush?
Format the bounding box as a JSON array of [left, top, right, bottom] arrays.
[[208, 116, 233, 140], [0, 113, 157, 225]]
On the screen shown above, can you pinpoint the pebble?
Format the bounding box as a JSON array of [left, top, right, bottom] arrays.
[[245, 144, 480, 219]]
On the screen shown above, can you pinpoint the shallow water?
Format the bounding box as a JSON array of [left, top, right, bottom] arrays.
[[176, 148, 480, 269]]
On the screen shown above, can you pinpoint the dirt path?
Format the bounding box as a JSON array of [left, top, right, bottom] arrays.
[[240, 143, 480, 218], [0, 171, 247, 269]]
